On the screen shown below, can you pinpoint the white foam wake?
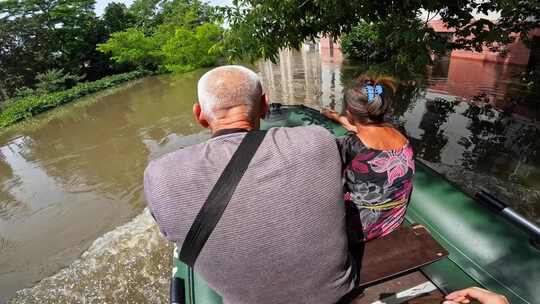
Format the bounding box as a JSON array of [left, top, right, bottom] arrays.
[[9, 209, 172, 304]]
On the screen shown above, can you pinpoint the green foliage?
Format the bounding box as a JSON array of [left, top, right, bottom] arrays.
[[129, 0, 164, 33], [0, 71, 147, 129], [0, 0, 226, 105], [0, 0, 94, 97], [34, 69, 85, 95], [102, 2, 136, 34], [223, 0, 539, 71], [0, 0, 137, 102], [13, 69, 84, 99], [98, 1, 224, 73], [97, 29, 163, 69], [13, 87, 36, 99], [161, 23, 223, 72], [128, 0, 222, 34], [341, 22, 379, 62], [341, 19, 444, 75]]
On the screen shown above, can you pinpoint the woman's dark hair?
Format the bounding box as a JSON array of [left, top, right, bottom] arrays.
[[344, 74, 397, 124]]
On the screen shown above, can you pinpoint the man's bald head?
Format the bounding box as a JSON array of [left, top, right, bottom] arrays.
[[197, 65, 263, 123]]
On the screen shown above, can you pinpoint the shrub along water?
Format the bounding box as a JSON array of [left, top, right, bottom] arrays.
[[0, 70, 147, 129]]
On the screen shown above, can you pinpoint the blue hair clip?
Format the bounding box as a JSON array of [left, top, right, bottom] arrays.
[[364, 84, 383, 103]]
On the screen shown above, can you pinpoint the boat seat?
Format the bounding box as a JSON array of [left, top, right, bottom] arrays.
[[356, 224, 448, 288]]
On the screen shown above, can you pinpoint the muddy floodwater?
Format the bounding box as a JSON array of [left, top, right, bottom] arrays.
[[2, 47, 540, 302], [0, 71, 210, 300]]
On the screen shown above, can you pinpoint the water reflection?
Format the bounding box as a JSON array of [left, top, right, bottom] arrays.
[[427, 57, 527, 110], [259, 48, 540, 224], [413, 98, 457, 163], [258, 47, 344, 109]]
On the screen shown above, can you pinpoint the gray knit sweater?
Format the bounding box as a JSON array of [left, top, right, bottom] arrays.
[[144, 126, 355, 304]]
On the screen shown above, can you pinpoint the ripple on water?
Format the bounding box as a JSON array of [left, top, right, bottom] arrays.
[[8, 209, 172, 304], [0, 198, 30, 221], [0, 236, 15, 255]]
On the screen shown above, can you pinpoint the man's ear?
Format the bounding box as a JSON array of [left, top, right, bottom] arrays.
[[260, 94, 269, 119], [193, 103, 210, 128]]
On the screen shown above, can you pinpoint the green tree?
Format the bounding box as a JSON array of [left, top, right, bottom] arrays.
[[162, 23, 223, 72], [129, 0, 164, 33], [340, 22, 379, 62], [0, 0, 114, 100], [13, 69, 84, 98], [341, 18, 444, 75], [222, 0, 540, 71], [97, 28, 163, 69], [161, 0, 223, 27], [98, 0, 224, 73], [98, 23, 223, 73], [102, 2, 136, 34]]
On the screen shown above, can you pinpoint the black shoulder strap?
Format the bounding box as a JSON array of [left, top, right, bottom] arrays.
[[179, 130, 267, 267]]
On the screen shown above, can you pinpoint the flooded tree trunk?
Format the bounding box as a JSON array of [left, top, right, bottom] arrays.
[[0, 84, 8, 103], [329, 35, 334, 57]]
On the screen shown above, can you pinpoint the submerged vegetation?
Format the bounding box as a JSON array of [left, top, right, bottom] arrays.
[[0, 70, 147, 128]]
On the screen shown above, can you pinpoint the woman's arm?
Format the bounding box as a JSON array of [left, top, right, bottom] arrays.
[[321, 109, 358, 132]]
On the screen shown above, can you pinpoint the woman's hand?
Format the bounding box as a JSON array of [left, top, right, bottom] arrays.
[[321, 108, 340, 121], [443, 287, 509, 304], [321, 108, 357, 132]]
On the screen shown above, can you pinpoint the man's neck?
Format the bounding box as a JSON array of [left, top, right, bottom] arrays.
[[210, 120, 258, 135], [209, 107, 260, 135]]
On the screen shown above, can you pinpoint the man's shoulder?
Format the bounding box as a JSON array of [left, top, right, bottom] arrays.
[[271, 125, 336, 148], [145, 125, 335, 178], [277, 124, 331, 134], [144, 143, 203, 182], [272, 125, 334, 140]]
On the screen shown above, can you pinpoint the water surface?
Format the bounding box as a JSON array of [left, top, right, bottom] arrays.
[[0, 72, 209, 298], [259, 49, 540, 223]]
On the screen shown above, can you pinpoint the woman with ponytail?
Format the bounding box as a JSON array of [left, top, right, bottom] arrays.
[[323, 75, 415, 242]]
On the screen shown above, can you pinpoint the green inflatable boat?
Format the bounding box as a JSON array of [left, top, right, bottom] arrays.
[[170, 104, 540, 304]]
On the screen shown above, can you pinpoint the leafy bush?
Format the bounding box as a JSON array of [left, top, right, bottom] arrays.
[[0, 70, 147, 128], [161, 23, 223, 73], [98, 0, 224, 74], [341, 19, 446, 76], [34, 69, 84, 94], [341, 22, 380, 62], [98, 22, 223, 73], [97, 28, 164, 69], [12, 69, 84, 99]]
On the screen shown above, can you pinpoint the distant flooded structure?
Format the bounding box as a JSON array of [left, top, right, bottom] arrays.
[[317, 22, 540, 67], [258, 44, 345, 110], [258, 34, 533, 112], [427, 56, 526, 109], [428, 19, 540, 66], [318, 36, 343, 63]]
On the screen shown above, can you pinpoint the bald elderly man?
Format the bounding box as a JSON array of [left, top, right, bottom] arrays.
[[144, 65, 355, 303]]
